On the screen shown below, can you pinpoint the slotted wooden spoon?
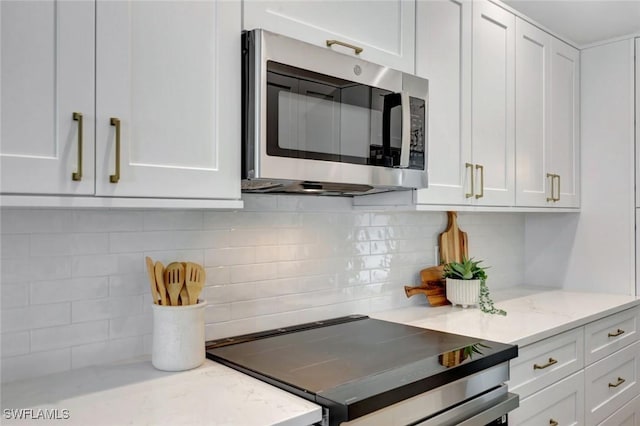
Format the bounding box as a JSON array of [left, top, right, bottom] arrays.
[[164, 262, 184, 306], [185, 262, 205, 305], [154, 261, 168, 306]]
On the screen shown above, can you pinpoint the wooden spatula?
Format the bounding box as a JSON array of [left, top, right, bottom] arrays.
[[154, 261, 168, 306], [164, 262, 184, 306], [145, 256, 159, 304], [185, 262, 205, 305]]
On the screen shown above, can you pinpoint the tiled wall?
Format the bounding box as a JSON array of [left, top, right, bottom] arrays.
[[0, 195, 525, 383]]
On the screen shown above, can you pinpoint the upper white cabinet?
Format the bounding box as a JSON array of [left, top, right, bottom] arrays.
[[1, 0, 95, 195], [470, 0, 516, 206], [515, 18, 580, 208], [1, 0, 241, 204], [636, 38, 640, 207], [95, 0, 239, 199], [413, 0, 472, 205], [414, 0, 515, 207], [243, 0, 415, 73]]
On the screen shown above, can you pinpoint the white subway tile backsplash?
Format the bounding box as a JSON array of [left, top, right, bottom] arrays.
[[1, 331, 29, 357], [1, 204, 525, 383], [30, 277, 109, 305], [1, 234, 29, 258], [71, 337, 145, 370], [1, 349, 70, 383], [1, 304, 70, 333], [31, 321, 109, 352], [1, 284, 29, 308]]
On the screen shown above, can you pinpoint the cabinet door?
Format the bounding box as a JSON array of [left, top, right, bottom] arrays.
[[636, 38, 640, 207], [515, 18, 552, 207], [549, 38, 580, 207], [243, 0, 415, 73], [414, 0, 472, 206], [95, 0, 240, 199], [1, 0, 95, 195], [471, 0, 515, 206]]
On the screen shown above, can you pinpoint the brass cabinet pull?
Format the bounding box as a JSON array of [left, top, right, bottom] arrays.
[[546, 173, 555, 202], [608, 328, 625, 337], [326, 39, 363, 55], [533, 357, 558, 370], [465, 163, 474, 198], [475, 164, 484, 199], [109, 117, 121, 183], [554, 174, 561, 201], [608, 377, 626, 388], [549, 420, 559, 426], [71, 112, 83, 181]]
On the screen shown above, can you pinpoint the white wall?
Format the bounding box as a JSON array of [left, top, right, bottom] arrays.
[[0, 195, 525, 382], [524, 38, 636, 293]]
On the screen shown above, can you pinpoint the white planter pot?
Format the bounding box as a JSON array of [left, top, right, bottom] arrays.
[[152, 300, 206, 371], [446, 278, 480, 308]]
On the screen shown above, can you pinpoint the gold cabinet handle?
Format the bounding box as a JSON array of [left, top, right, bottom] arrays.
[[474, 164, 484, 199], [326, 39, 363, 55], [546, 173, 555, 202], [608, 377, 626, 388], [109, 117, 121, 183], [465, 163, 474, 198], [71, 112, 83, 181], [549, 420, 559, 426], [533, 357, 558, 370], [608, 328, 625, 337], [554, 174, 561, 201]]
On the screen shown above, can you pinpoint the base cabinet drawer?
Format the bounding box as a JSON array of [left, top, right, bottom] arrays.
[[585, 306, 640, 364], [585, 340, 640, 425], [509, 370, 584, 425], [509, 327, 584, 399], [600, 394, 640, 426]]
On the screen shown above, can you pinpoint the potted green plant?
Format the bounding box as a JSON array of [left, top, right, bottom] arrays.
[[443, 258, 506, 315]]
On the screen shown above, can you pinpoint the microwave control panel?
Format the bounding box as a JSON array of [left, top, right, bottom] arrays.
[[409, 97, 426, 170]]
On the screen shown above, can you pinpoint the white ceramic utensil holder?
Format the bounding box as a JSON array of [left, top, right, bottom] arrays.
[[152, 300, 206, 371], [446, 279, 480, 308]]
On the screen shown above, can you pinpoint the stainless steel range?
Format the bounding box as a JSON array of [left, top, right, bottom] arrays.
[[206, 315, 518, 426]]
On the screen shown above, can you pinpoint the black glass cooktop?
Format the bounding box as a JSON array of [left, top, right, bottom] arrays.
[[206, 315, 517, 422]]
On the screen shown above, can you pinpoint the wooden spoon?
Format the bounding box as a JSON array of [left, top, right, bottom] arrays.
[[185, 262, 205, 305], [164, 262, 184, 306], [145, 256, 159, 304], [154, 261, 168, 306]]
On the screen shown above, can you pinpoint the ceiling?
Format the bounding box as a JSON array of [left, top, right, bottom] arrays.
[[502, 0, 640, 47]]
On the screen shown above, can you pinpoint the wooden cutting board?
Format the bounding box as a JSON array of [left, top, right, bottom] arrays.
[[404, 211, 469, 306], [438, 211, 468, 264]]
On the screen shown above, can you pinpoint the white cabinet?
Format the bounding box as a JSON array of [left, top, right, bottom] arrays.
[[549, 37, 580, 207], [600, 394, 640, 425], [413, 0, 472, 205], [515, 18, 580, 208], [469, 0, 515, 206], [414, 0, 514, 207], [95, 0, 239, 199], [636, 38, 640, 208], [0, 0, 95, 195], [1, 0, 241, 204], [510, 371, 585, 426], [243, 0, 415, 73]]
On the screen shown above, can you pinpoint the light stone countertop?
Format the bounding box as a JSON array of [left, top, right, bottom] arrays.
[[3, 287, 638, 426], [371, 286, 640, 347], [1, 358, 322, 426]]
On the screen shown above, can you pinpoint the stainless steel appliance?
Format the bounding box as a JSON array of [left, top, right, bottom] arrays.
[[242, 29, 429, 196], [206, 315, 519, 425]]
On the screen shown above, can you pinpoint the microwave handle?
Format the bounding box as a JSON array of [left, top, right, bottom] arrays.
[[382, 93, 401, 167], [399, 91, 411, 168]]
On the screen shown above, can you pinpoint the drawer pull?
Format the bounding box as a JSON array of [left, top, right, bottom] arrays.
[[533, 358, 558, 370], [326, 39, 363, 55], [549, 420, 558, 426], [608, 377, 626, 388], [608, 328, 625, 337]]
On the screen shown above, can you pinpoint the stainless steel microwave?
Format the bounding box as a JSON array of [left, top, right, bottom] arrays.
[[242, 29, 429, 196]]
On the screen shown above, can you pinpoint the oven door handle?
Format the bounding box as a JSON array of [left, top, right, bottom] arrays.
[[414, 387, 519, 426]]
